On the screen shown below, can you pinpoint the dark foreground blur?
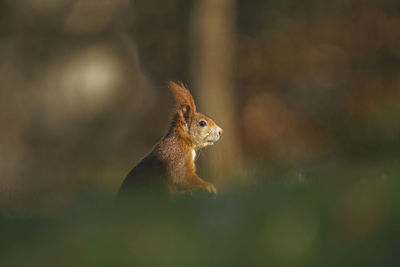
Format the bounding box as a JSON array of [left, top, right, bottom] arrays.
[[1, 160, 400, 267]]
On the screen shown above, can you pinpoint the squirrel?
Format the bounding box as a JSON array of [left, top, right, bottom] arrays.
[[118, 81, 223, 197]]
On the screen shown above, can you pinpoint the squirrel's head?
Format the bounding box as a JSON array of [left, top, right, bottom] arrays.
[[169, 81, 223, 150]]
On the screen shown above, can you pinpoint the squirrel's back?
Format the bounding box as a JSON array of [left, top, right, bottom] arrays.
[[118, 147, 169, 197]]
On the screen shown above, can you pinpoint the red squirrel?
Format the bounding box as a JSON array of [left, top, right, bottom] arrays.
[[118, 81, 223, 197]]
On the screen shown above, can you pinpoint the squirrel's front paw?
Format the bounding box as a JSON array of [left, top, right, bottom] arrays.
[[204, 182, 217, 196]]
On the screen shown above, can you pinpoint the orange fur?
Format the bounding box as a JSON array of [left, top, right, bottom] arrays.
[[118, 81, 222, 197]]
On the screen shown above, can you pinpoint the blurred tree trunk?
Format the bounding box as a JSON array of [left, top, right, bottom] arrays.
[[191, 0, 243, 188]]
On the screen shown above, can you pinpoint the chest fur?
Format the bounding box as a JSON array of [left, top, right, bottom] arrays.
[[192, 149, 196, 162]]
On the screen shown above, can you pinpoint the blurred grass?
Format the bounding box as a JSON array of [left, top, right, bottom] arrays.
[[1, 160, 400, 267]]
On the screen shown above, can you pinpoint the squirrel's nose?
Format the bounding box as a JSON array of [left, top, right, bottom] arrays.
[[218, 128, 223, 136]]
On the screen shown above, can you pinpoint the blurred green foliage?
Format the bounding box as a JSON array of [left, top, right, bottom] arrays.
[[1, 162, 400, 266]]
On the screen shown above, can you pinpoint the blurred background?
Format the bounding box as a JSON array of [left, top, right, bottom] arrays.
[[1, 0, 400, 265]]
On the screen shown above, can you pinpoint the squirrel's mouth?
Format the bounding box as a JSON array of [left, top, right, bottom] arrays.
[[204, 132, 220, 146], [206, 136, 220, 145]]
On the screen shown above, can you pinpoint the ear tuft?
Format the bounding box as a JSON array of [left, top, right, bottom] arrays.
[[168, 81, 196, 115]]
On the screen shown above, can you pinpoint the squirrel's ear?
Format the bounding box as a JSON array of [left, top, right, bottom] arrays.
[[178, 104, 192, 126], [169, 81, 196, 115]]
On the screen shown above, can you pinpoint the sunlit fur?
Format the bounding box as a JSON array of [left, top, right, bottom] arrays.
[[118, 81, 222, 197], [169, 81, 222, 151], [188, 112, 222, 150]]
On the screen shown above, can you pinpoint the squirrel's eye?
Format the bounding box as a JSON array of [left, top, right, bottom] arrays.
[[199, 121, 207, 127]]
